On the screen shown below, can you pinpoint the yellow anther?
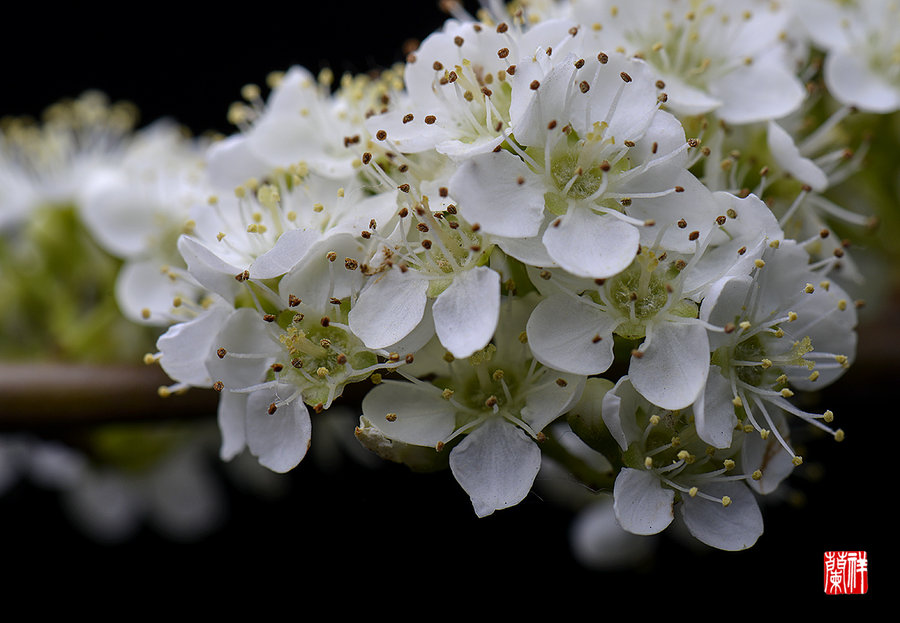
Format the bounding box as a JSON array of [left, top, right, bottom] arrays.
[[721, 496, 732, 507], [644, 456, 654, 469], [739, 321, 751, 331], [677, 450, 690, 462], [732, 396, 743, 408], [774, 328, 785, 338], [761, 358, 772, 368], [157, 386, 172, 398], [385, 412, 397, 422], [837, 299, 848, 311], [769, 239, 781, 248], [760, 429, 770, 440], [754, 259, 766, 268], [820, 280, 831, 291], [370, 373, 383, 385], [834, 429, 845, 442], [823, 410, 834, 423], [835, 355, 848, 366], [143, 353, 159, 365], [788, 311, 798, 322], [804, 283, 815, 294], [781, 388, 794, 398], [141, 308, 151, 319], [671, 436, 681, 447], [808, 371, 820, 382], [316, 367, 329, 377], [441, 388, 454, 400], [216, 232, 226, 241], [743, 424, 754, 433], [752, 470, 762, 480], [792, 456, 803, 466], [723, 459, 735, 470], [689, 487, 699, 497], [313, 203, 325, 213], [492, 369, 505, 381], [649, 414, 661, 426]]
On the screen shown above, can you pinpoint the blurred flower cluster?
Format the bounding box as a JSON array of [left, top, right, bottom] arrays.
[[2, 0, 898, 563]]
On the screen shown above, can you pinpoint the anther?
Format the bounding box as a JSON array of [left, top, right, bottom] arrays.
[[425, 115, 436, 124], [688, 230, 700, 241], [385, 412, 397, 422], [375, 130, 387, 141], [268, 403, 278, 415], [579, 81, 590, 93], [530, 80, 541, 90], [677, 218, 687, 228], [213, 381, 224, 392], [598, 52, 609, 64], [217, 348, 227, 359], [321, 317, 330, 327]]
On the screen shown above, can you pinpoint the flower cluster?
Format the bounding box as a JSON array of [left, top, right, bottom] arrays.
[[3, 0, 891, 554]]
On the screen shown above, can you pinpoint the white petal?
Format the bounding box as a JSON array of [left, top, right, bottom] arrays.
[[526, 294, 617, 375], [157, 303, 232, 387], [543, 207, 639, 279], [217, 390, 247, 461], [450, 151, 546, 239], [449, 418, 541, 518], [433, 266, 500, 359], [361, 380, 456, 447], [613, 468, 674, 536], [630, 321, 710, 410], [245, 388, 312, 473], [767, 121, 828, 192], [249, 228, 321, 279], [349, 269, 429, 350], [177, 235, 241, 302], [826, 48, 900, 113], [521, 372, 586, 433], [711, 60, 805, 124], [692, 368, 738, 449], [680, 482, 763, 551]]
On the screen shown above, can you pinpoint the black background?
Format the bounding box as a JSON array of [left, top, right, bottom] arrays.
[[1, 1, 885, 610]]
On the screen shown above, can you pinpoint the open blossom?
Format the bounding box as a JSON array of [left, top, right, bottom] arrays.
[[359, 295, 585, 517], [602, 377, 766, 550], [571, 0, 806, 124], [451, 51, 707, 279], [697, 239, 855, 460], [793, 0, 900, 113]]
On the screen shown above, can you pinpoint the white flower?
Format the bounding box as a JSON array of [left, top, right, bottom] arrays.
[[572, 0, 806, 123], [450, 52, 703, 279], [602, 377, 765, 550], [360, 295, 585, 517], [793, 0, 900, 113], [698, 239, 855, 460]]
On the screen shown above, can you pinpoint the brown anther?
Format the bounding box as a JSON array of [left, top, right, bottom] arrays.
[[425, 115, 437, 124], [485, 395, 498, 408], [737, 246, 747, 255], [716, 215, 727, 225], [271, 363, 284, 372], [263, 314, 277, 322], [598, 52, 609, 63], [833, 248, 845, 258], [820, 229, 830, 238], [677, 218, 687, 228], [405, 353, 415, 364], [432, 61, 443, 71], [421, 239, 433, 249], [385, 413, 397, 422], [329, 297, 341, 306], [268, 403, 278, 415], [471, 222, 481, 232], [293, 313, 304, 323], [417, 222, 429, 233], [599, 160, 611, 171], [496, 22, 508, 33], [288, 294, 301, 307], [579, 81, 590, 93], [631, 349, 644, 359], [621, 198, 632, 206], [620, 71, 632, 83], [217, 348, 227, 359], [592, 334, 602, 343], [568, 26, 579, 36], [481, 86, 493, 97], [454, 36, 464, 46], [594, 278, 606, 286], [687, 138, 700, 147], [213, 381, 224, 392], [398, 183, 411, 193], [655, 80, 666, 89], [446, 204, 457, 214], [361, 152, 372, 165], [314, 403, 324, 414], [530, 80, 541, 90], [326, 251, 337, 262], [320, 316, 330, 327], [498, 47, 510, 58], [651, 141, 658, 154], [336, 353, 347, 365], [506, 65, 516, 75], [539, 270, 552, 280], [389, 352, 400, 362], [574, 58, 585, 69], [375, 130, 387, 141], [398, 207, 409, 218], [623, 140, 636, 148], [291, 357, 303, 369], [674, 185, 685, 193]]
